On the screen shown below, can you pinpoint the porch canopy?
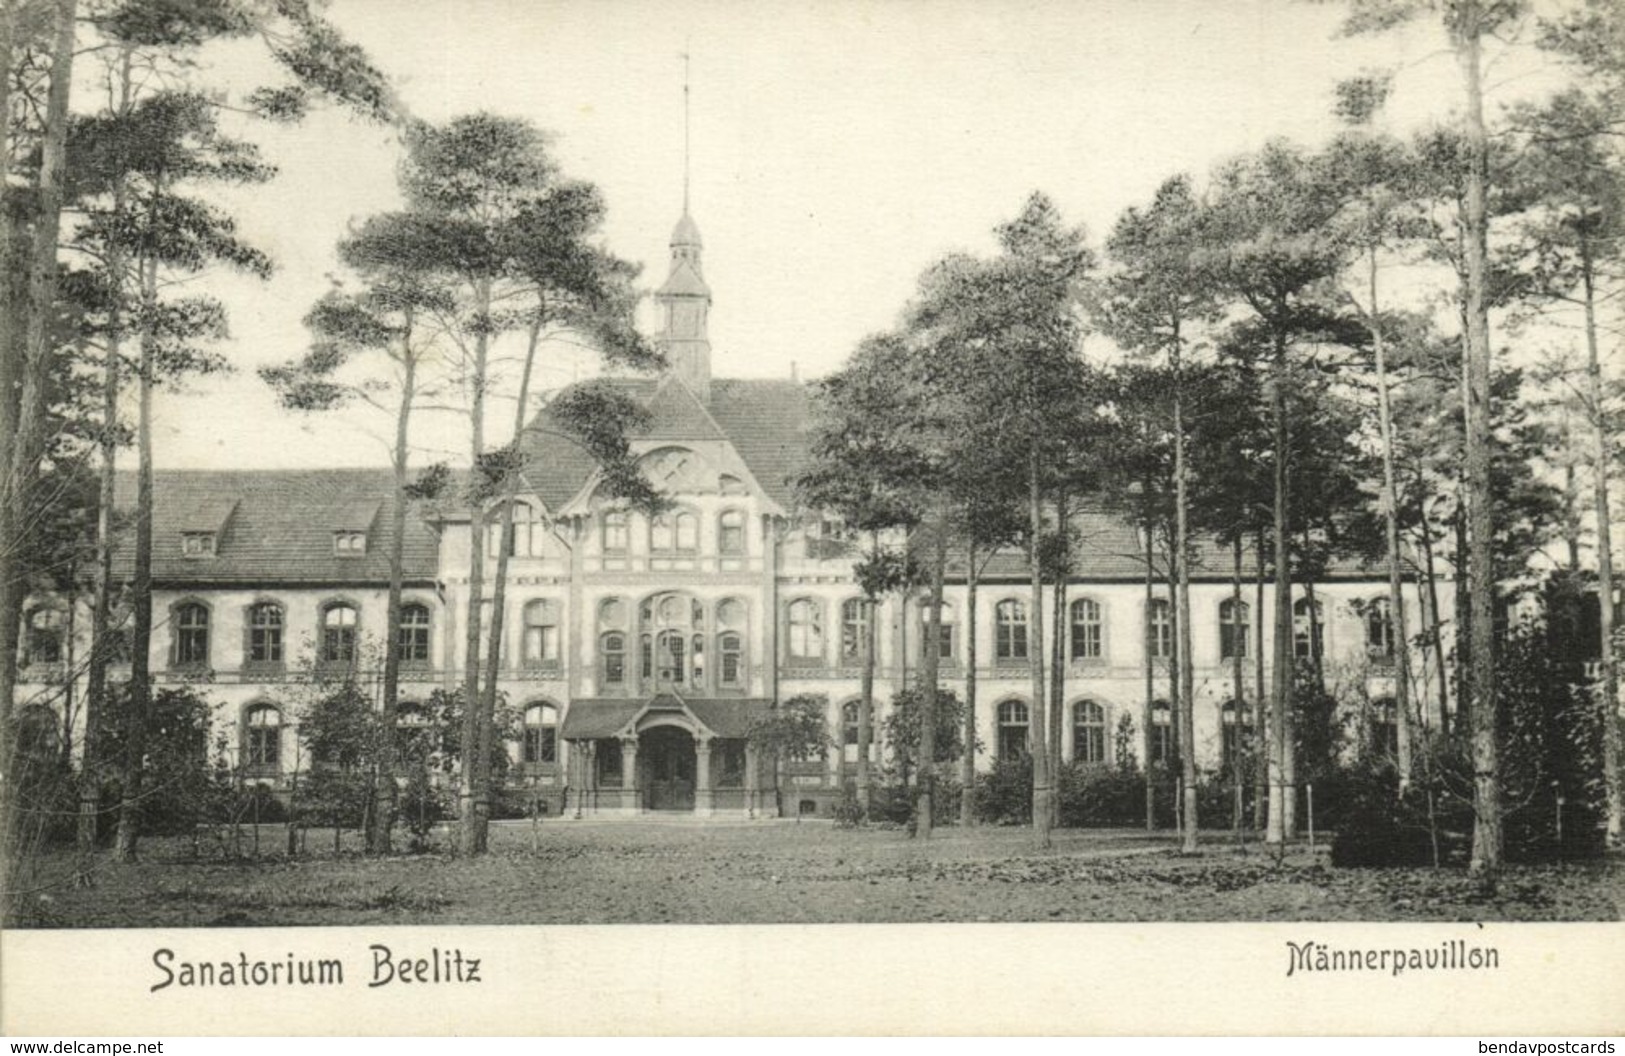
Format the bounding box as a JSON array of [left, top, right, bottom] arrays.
[[560, 695, 771, 740]]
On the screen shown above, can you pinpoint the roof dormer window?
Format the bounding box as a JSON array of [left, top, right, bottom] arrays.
[[182, 532, 216, 557], [334, 531, 367, 556]]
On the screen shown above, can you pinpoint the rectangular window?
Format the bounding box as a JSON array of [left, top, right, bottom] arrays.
[[524, 726, 558, 765]]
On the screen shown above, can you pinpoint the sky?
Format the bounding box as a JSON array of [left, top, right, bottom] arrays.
[[120, 0, 1577, 471]]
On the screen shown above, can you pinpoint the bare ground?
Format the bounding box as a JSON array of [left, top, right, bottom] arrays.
[[7, 819, 1621, 928]]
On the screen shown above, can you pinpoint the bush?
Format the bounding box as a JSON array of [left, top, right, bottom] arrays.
[[863, 765, 963, 829], [1055, 762, 1143, 827], [973, 756, 1032, 826]]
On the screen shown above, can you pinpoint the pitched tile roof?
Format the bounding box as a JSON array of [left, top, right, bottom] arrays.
[[112, 469, 440, 586], [559, 697, 770, 739], [518, 374, 813, 509]]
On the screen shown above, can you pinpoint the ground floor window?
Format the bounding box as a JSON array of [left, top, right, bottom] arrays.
[[1151, 701, 1172, 765], [996, 699, 1029, 761], [1370, 697, 1399, 757], [1073, 699, 1106, 764], [596, 739, 623, 785]]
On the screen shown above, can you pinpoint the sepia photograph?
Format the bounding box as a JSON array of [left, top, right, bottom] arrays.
[[1, 0, 1622, 1037]]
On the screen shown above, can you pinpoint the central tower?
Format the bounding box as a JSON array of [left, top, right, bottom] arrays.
[[656, 52, 712, 402]]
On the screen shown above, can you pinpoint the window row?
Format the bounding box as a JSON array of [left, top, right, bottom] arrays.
[[596, 593, 751, 690], [598, 508, 749, 556], [163, 600, 435, 670], [241, 700, 561, 771], [782, 594, 1401, 668]]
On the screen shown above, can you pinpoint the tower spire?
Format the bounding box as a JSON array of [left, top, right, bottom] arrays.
[[682, 47, 691, 216]]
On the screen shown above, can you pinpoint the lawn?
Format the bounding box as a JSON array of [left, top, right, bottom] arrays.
[[7, 819, 1622, 927]]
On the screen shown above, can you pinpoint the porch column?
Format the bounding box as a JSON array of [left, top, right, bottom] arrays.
[[745, 741, 759, 818], [694, 732, 713, 815], [621, 735, 639, 812]]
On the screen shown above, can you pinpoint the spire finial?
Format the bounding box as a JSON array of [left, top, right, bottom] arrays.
[[682, 47, 691, 216]]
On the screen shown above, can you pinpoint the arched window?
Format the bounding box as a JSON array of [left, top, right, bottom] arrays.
[[1220, 698, 1252, 772], [842, 699, 860, 746], [1151, 700, 1173, 765], [650, 511, 699, 553], [244, 703, 282, 770], [1073, 699, 1106, 764], [840, 598, 867, 665], [1293, 597, 1325, 661], [995, 600, 1028, 662], [1365, 597, 1395, 661], [320, 603, 358, 664], [1370, 697, 1399, 757], [919, 601, 955, 662], [717, 597, 746, 687], [174, 602, 210, 667], [601, 510, 629, 554], [786, 598, 824, 664], [601, 632, 626, 685], [997, 699, 1030, 761], [1219, 598, 1250, 660], [522, 703, 559, 765], [655, 629, 686, 684], [1148, 598, 1172, 660], [15, 703, 60, 761], [24, 606, 65, 666], [398, 603, 432, 665], [247, 602, 284, 665], [598, 597, 627, 686], [1070, 598, 1103, 660], [522, 600, 559, 668], [718, 509, 746, 556]]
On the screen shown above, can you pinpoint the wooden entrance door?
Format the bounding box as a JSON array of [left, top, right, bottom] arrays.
[[642, 726, 695, 811]]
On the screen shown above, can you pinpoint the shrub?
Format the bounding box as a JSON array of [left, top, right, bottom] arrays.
[[973, 756, 1032, 826], [1055, 762, 1143, 827]]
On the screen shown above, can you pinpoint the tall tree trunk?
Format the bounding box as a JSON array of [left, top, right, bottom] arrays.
[[115, 254, 157, 862], [1048, 494, 1068, 829], [1172, 368, 1197, 853], [1453, 506, 1471, 734], [1143, 515, 1157, 831], [459, 279, 492, 856], [1231, 537, 1247, 828], [1367, 247, 1416, 787], [1416, 504, 1451, 737], [917, 517, 946, 839], [477, 319, 541, 843], [1027, 450, 1052, 846], [857, 589, 874, 815], [369, 318, 418, 854], [959, 547, 978, 827], [1580, 236, 1621, 845], [2, 0, 77, 731], [1254, 529, 1268, 831], [1455, 5, 1502, 874], [1267, 341, 1295, 845]]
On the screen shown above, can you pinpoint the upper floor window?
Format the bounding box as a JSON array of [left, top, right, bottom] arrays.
[[399, 603, 432, 665], [599, 598, 627, 686], [486, 500, 547, 558], [920, 601, 955, 662], [840, 598, 868, 665], [997, 699, 1030, 761], [602, 510, 629, 554], [1070, 597, 1103, 660], [321, 603, 358, 664], [244, 703, 282, 769], [1293, 597, 1324, 661], [995, 599, 1028, 662], [247, 602, 284, 665], [1148, 598, 1172, 661], [181, 532, 216, 557], [785, 598, 824, 664], [522, 600, 559, 667], [1365, 597, 1395, 661], [334, 531, 366, 556], [25, 607, 65, 666], [1073, 699, 1106, 764], [1219, 597, 1250, 660], [718, 509, 746, 556], [522, 703, 559, 765], [174, 602, 210, 667], [650, 511, 699, 553]]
